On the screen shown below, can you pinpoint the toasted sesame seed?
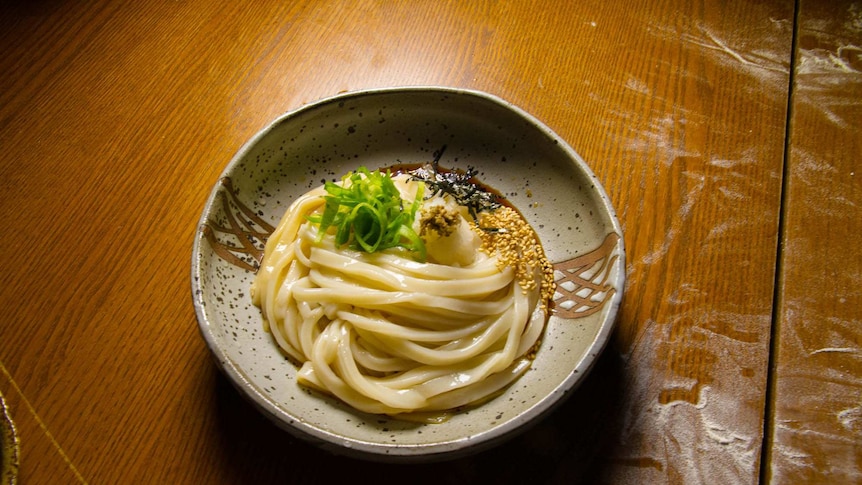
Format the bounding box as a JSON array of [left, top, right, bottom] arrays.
[[476, 207, 556, 310]]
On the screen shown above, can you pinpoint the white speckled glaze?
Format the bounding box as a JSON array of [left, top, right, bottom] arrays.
[[191, 87, 624, 462], [0, 392, 18, 484]]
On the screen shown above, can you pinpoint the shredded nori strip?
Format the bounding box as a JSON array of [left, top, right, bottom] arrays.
[[408, 145, 502, 223]]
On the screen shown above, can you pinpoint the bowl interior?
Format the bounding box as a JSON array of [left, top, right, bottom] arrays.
[[192, 87, 624, 461]]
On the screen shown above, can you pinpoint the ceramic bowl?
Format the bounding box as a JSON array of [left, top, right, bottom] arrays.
[[0, 392, 18, 484], [191, 87, 624, 462]]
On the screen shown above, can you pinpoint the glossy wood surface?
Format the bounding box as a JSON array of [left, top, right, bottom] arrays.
[[0, 0, 856, 483]]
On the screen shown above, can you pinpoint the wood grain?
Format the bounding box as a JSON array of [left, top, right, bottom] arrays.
[[765, 1, 862, 483], [581, 2, 793, 482], [0, 0, 803, 483]]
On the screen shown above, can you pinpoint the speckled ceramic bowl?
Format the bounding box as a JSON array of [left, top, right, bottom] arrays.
[[0, 392, 19, 484], [191, 87, 624, 462]]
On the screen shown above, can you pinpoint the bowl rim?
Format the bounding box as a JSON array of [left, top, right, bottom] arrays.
[[0, 391, 19, 482], [191, 85, 625, 461]]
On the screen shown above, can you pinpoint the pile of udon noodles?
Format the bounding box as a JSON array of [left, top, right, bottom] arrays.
[[251, 170, 554, 420]]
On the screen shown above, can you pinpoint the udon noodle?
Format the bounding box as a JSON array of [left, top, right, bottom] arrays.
[[251, 166, 555, 419]]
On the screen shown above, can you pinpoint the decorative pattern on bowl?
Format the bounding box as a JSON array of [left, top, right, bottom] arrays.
[[203, 176, 621, 318]]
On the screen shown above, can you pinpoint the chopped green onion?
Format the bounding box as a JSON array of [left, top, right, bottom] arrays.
[[307, 167, 426, 260]]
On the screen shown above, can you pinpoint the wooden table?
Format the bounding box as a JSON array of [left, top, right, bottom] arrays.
[[1, 1, 859, 483]]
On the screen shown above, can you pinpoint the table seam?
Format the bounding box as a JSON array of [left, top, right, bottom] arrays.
[[758, 0, 802, 483]]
